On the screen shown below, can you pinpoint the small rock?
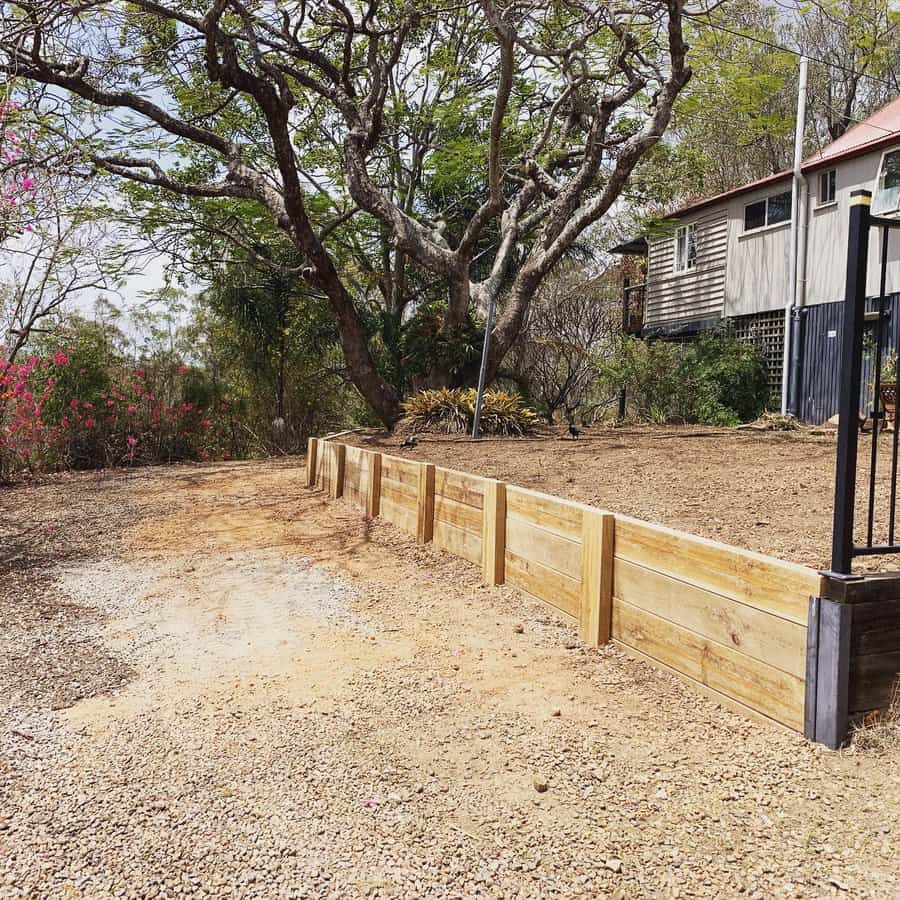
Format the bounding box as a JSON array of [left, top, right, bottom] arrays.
[[513, 624, 524, 634], [532, 775, 549, 793], [550, 708, 561, 717], [605, 858, 622, 874]]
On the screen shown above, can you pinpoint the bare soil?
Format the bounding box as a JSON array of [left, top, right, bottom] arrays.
[[1, 458, 899, 898], [345, 425, 881, 570]]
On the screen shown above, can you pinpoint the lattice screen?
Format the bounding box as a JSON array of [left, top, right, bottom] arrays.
[[728, 311, 785, 401]]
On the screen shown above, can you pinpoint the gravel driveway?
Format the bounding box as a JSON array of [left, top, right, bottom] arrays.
[[1, 459, 898, 898]]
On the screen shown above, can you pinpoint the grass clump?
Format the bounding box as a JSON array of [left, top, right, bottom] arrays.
[[403, 388, 539, 436], [852, 685, 900, 754]]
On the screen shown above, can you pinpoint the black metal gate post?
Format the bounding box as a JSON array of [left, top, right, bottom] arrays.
[[831, 190, 872, 575]]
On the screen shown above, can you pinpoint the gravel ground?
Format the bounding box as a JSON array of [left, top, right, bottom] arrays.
[[1, 459, 899, 898]]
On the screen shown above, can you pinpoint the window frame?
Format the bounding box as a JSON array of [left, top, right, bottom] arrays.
[[818, 169, 837, 207], [872, 148, 900, 216], [742, 189, 793, 233], [673, 222, 698, 273]]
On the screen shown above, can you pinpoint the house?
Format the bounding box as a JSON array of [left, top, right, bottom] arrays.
[[614, 96, 900, 423]]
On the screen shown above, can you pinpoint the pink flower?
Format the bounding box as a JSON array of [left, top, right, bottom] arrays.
[[84, 417, 95, 427], [82, 401, 93, 410], [127, 436, 137, 447], [134, 368, 145, 378], [127, 404, 137, 414], [201, 419, 211, 428], [177, 365, 188, 375], [69, 398, 79, 409], [52, 350, 69, 366]]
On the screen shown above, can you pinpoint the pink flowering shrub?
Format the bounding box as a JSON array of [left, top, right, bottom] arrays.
[[0, 98, 36, 241], [1, 336, 237, 479]]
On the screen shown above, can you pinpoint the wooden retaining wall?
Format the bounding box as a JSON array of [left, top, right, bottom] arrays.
[[307, 438, 824, 734]]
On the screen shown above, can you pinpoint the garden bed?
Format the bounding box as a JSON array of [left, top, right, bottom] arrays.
[[343, 425, 869, 571]]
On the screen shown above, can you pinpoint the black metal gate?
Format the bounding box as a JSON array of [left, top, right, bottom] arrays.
[[831, 190, 900, 574]]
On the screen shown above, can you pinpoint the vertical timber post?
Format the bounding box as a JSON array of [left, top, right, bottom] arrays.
[[482, 480, 507, 586], [330, 443, 346, 500], [417, 462, 435, 544], [366, 451, 382, 519], [579, 510, 615, 647], [831, 190, 871, 575], [305, 438, 318, 488]]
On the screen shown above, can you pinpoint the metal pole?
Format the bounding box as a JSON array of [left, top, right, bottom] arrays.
[[471, 294, 496, 439], [830, 190, 872, 575], [783, 55, 808, 416]]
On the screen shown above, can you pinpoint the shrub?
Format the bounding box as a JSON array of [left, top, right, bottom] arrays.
[[403, 388, 538, 435], [597, 331, 769, 426]]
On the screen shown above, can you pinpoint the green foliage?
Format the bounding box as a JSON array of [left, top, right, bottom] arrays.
[[402, 388, 538, 435], [598, 332, 769, 427]]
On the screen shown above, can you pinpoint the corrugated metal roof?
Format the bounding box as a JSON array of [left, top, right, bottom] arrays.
[[665, 95, 900, 220]]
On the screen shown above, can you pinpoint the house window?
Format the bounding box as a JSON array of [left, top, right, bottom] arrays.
[[743, 190, 792, 231], [819, 169, 836, 205], [674, 223, 697, 272], [873, 149, 900, 215]]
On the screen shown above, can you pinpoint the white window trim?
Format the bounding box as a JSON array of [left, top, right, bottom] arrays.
[[742, 190, 792, 233], [872, 148, 900, 216], [817, 169, 837, 208], [673, 223, 697, 273]]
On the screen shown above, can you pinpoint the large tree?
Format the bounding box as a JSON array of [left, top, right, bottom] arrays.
[[0, 0, 692, 425]]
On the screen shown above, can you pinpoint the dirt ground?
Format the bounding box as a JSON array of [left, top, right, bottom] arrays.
[[2, 458, 899, 898], [345, 425, 897, 570]]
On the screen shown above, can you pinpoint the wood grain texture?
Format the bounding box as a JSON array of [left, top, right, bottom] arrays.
[[506, 485, 585, 541], [380, 476, 418, 501], [381, 454, 420, 486], [434, 494, 483, 534], [613, 641, 794, 735], [614, 558, 807, 678], [380, 495, 418, 534], [434, 519, 482, 565], [615, 515, 818, 625], [330, 443, 346, 500], [850, 651, 900, 712], [613, 599, 805, 730], [366, 451, 382, 518], [505, 549, 580, 618], [579, 510, 615, 647], [481, 480, 506, 586], [505, 516, 582, 580], [434, 467, 486, 509], [417, 463, 435, 544], [305, 438, 318, 488]]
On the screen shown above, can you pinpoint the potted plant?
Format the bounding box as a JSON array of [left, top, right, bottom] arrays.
[[879, 351, 898, 431]]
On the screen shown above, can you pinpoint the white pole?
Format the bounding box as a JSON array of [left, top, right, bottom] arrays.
[[471, 295, 495, 439], [783, 55, 809, 416]]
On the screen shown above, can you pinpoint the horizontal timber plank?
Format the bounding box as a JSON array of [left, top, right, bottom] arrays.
[[614, 515, 818, 625], [506, 516, 582, 580], [849, 651, 900, 712], [379, 496, 417, 534], [505, 549, 580, 618], [344, 445, 365, 467], [506, 485, 585, 542], [434, 494, 483, 535], [612, 641, 795, 735], [434, 467, 485, 509], [612, 598, 805, 730], [380, 476, 418, 502], [850, 599, 900, 656], [380, 454, 420, 486], [614, 558, 807, 679], [434, 519, 482, 566]]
